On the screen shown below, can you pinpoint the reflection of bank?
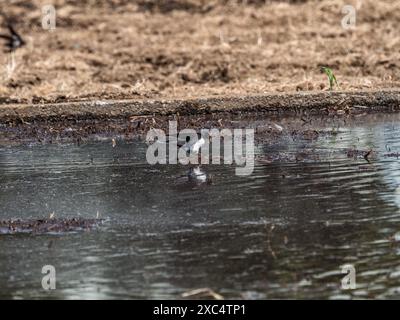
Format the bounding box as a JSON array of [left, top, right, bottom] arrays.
[[368, 123, 400, 211], [0, 142, 114, 219], [320, 119, 400, 213], [380, 157, 400, 211]]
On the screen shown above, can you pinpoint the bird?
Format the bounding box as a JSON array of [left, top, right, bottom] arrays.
[[184, 133, 215, 184], [0, 23, 25, 52], [188, 166, 207, 183], [180, 133, 207, 155]]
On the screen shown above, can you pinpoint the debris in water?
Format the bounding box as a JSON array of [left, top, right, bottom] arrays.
[[182, 288, 224, 300], [384, 152, 400, 158], [266, 224, 276, 259], [363, 149, 373, 161], [272, 123, 284, 132], [346, 148, 374, 160], [284, 235, 289, 245], [358, 165, 375, 172], [0, 218, 104, 235]]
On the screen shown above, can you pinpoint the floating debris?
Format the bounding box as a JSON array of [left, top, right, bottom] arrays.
[[384, 152, 400, 158], [346, 148, 374, 160], [272, 123, 284, 132], [358, 165, 376, 172], [363, 149, 373, 161], [182, 288, 224, 300], [0, 218, 104, 235]]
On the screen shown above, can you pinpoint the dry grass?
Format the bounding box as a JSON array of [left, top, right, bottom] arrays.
[[0, 0, 400, 104]]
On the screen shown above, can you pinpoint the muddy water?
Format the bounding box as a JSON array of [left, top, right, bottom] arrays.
[[1, 115, 400, 299]]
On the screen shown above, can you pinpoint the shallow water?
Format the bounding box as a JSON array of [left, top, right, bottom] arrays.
[[1, 115, 400, 299]]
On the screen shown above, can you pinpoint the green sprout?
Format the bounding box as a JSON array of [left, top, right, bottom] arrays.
[[321, 67, 339, 91]]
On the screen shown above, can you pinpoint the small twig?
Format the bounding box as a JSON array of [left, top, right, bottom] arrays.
[[266, 224, 276, 259], [182, 288, 224, 300]]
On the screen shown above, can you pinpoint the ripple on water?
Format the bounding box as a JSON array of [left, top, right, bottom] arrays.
[[2, 115, 400, 298]]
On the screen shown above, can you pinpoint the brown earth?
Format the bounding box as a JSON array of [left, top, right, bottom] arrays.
[[1, 91, 399, 145], [0, 0, 400, 106], [2, 90, 400, 122]]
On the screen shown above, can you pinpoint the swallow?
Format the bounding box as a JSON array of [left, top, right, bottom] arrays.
[[0, 24, 25, 52]]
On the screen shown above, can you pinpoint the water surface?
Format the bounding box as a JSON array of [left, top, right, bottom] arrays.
[[1, 115, 400, 299]]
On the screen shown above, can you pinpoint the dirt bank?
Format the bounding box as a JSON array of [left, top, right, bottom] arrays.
[[1, 90, 400, 144], [2, 1, 400, 143], [1, 90, 400, 123]]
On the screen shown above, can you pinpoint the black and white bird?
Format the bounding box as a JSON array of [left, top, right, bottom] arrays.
[[188, 166, 207, 183], [180, 134, 206, 155], [182, 133, 214, 184], [0, 23, 25, 52]]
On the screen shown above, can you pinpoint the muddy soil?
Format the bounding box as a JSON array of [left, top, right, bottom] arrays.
[[0, 0, 399, 105], [1, 89, 400, 144], [0, 218, 104, 234]]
